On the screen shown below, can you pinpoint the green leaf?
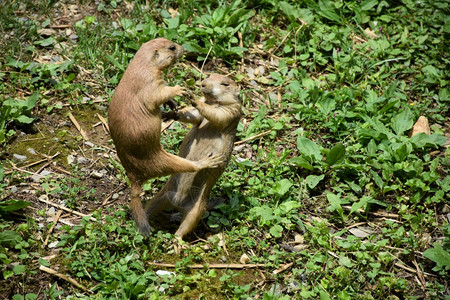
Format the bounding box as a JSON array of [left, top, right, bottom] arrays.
[[317, 0, 342, 23], [325, 143, 345, 166], [106, 54, 125, 71], [411, 133, 447, 149], [269, 224, 283, 238], [273, 179, 293, 196], [360, 0, 378, 11], [391, 109, 413, 135], [297, 136, 322, 162], [15, 115, 34, 124], [0, 199, 31, 212], [423, 243, 450, 270], [325, 192, 344, 216], [121, 18, 133, 30], [305, 174, 325, 189], [0, 230, 22, 247], [279, 201, 301, 213], [13, 264, 26, 275], [350, 196, 371, 214], [4, 270, 14, 280], [289, 157, 314, 171], [370, 169, 383, 189]]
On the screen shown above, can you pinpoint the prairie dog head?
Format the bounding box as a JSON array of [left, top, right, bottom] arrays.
[[136, 37, 184, 69], [201, 74, 240, 104]]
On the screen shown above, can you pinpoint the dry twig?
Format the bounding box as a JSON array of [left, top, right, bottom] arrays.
[[68, 112, 89, 140], [39, 265, 91, 293], [43, 210, 63, 247], [38, 195, 97, 222], [234, 130, 272, 146], [148, 262, 266, 269]]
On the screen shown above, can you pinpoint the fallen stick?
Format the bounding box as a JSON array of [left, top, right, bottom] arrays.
[[68, 112, 89, 140], [273, 262, 294, 275], [38, 195, 97, 222], [39, 265, 91, 293], [148, 262, 266, 269], [96, 113, 109, 133], [43, 210, 63, 247], [161, 120, 175, 132], [234, 130, 272, 146]]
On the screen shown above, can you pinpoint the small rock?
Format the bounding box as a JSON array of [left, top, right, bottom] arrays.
[[156, 270, 176, 278], [13, 154, 27, 162], [364, 27, 379, 39], [40, 170, 51, 177], [294, 234, 304, 244], [47, 207, 56, 216], [9, 186, 18, 193], [239, 253, 250, 264], [84, 141, 95, 148], [67, 155, 75, 165], [411, 116, 430, 136], [91, 171, 103, 179], [69, 34, 78, 41], [349, 227, 372, 238], [112, 193, 119, 200], [27, 148, 37, 155], [48, 241, 59, 248], [31, 174, 43, 183], [220, 256, 227, 263], [77, 157, 89, 164], [37, 28, 57, 36]]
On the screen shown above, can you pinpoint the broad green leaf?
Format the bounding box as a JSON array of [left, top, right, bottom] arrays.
[[106, 54, 125, 71], [370, 169, 383, 189], [0, 199, 31, 212], [250, 206, 275, 222], [13, 264, 26, 275], [339, 255, 355, 268], [391, 109, 413, 135], [279, 200, 300, 213], [423, 243, 450, 270], [360, 0, 378, 11], [270, 224, 283, 238], [15, 115, 34, 124], [305, 174, 325, 189], [273, 179, 293, 196], [325, 143, 345, 166], [325, 192, 343, 216], [319, 290, 332, 300], [289, 157, 314, 171], [317, 0, 342, 23], [120, 18, 133, 30], [0, 230, 22, 247], [411, 133, 447, 149], [297, 136, 322, 162], [350, 196, 371, 214]]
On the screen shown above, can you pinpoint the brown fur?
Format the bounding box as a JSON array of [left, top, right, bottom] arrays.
[[108, 38, 224, 235], [145, 74, 242, 239]]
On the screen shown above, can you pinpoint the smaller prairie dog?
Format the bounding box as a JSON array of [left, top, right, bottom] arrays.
[[108, 38, 224, 235], [145, 74, 242, 240]]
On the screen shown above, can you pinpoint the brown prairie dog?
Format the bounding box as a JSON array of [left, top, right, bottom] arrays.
[[145, 74, 242, 240], [108, 38, 224, 235]]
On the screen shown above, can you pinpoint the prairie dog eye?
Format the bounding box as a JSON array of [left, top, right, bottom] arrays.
[[168, 44, 177, 51], [221, 82, 230, 86]]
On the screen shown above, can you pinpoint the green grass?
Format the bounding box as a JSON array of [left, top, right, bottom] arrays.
[[1, 0, 449, 299]]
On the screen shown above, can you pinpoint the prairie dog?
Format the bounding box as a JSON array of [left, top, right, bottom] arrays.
[[145, 74, 242, 240], [108, 38, 224, 235]]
